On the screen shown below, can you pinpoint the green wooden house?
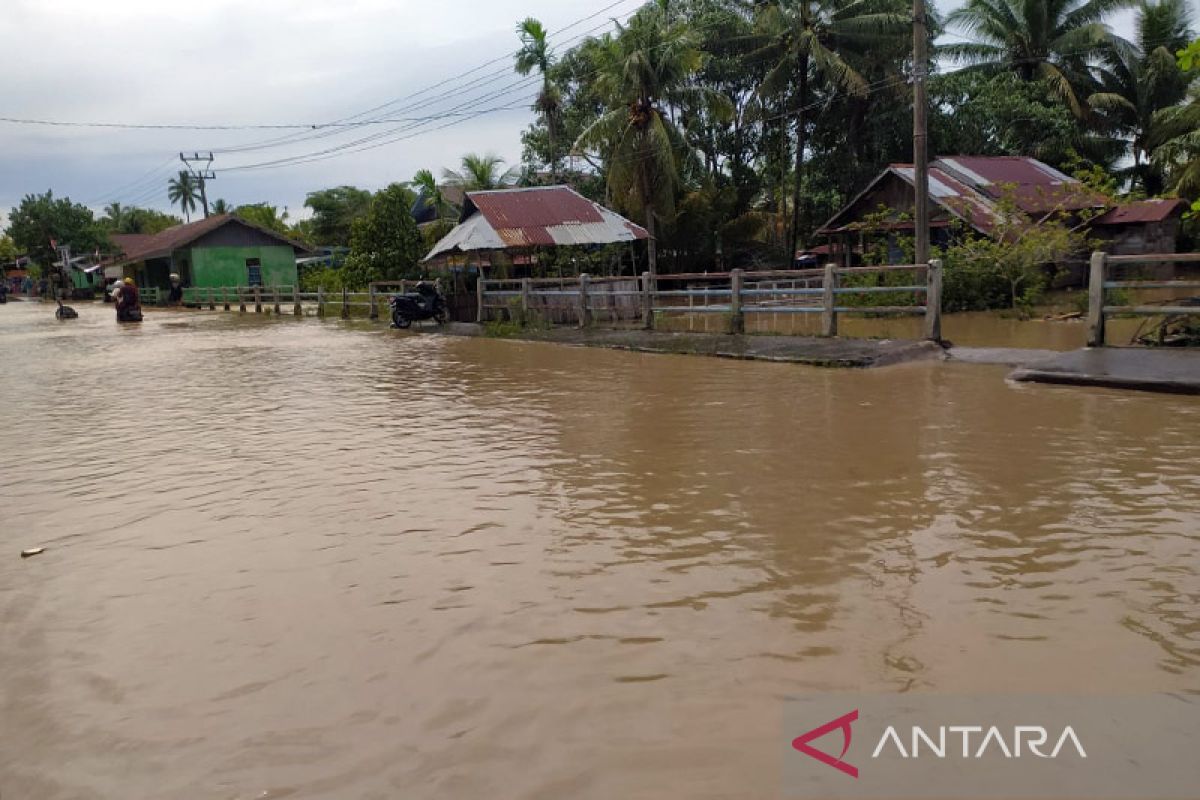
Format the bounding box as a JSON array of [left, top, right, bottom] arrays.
[[110, 214, 308, 291]]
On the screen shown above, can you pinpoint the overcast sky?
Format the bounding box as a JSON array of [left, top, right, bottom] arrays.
[[0, 0, 1138, 228]]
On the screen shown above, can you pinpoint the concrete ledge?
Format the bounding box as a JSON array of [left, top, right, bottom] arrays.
[[1010, 347, 1200, 394], [467, 326, 944, 368]]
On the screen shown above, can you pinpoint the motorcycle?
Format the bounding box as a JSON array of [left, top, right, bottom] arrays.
[[389, 282, 448, 329]]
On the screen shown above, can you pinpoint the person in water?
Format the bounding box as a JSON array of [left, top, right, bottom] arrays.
[[167, 273, 183, 306], [116, 277, 142, 322]]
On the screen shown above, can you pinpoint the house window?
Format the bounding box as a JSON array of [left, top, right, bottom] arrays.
[[246, 258, 262, 286]]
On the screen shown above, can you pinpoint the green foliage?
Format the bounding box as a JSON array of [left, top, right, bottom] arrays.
[[340, 183, 423, 290], [234, 203, 290, 233], [303, 186, 373, 246], [1176, 37, 1200, 70], [938, 195, 1092, 313], [6, 190, 105, 267], [931, 72, 1099, 168], [0, 235, 18, 263], [99, 203, 181, 234], [442, 154, 519, 191], [299, 266, 345, 293]]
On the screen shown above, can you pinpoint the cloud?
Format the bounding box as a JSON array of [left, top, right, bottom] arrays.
[[0, 0, 636, 218]]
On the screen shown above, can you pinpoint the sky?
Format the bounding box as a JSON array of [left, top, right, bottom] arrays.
[[0, 0, 1140, 228]]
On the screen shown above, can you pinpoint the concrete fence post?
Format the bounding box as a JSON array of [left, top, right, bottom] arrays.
[[253, 286, 262, 314], [223, 287, 230, 311], [821, 262, 838, 337], [368, 285, 378, 320], [923, 259, 943, 341], [341, 286, 349, 319], [641, 271, 654, 330], [1087, 251, 1107, 347], [293, 285, 302, 316], [207, 287, 215, 310], [520, 277, 532, 322], [317, 286, 325, 318], [238, 286, 246, 313], [272, 286, 282, 315], [577, 273, 592, 328], [730, 268, 744, 334], [476, 278, 485, 323]]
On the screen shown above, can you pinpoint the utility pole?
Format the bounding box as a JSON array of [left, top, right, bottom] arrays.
[[912, 0, 930, 266], [180, 151, 216, 218]]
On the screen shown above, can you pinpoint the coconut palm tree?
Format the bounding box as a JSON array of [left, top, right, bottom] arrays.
[[1089, 0, 1194, 193], [410, 169, 455, 219], [210, 198, 231, 214], [1150, 85, 1200, 197], [442, 153, 520, 191], [574, 3, 719, 275], [167, 171, 199, 222], [751, 0, 908, 259], [102, 202, 125, 230], [515, 17, 563, 177], [944, 0, 1135, 117]]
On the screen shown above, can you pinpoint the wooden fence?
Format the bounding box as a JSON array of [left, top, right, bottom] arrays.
[[1087, 251, 1200, 346], [478, 262, 943, 340]]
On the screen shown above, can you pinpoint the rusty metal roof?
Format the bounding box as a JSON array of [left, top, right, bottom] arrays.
[[1092, 198, 1186, 225], [423, 186, 649, 260], [819, 156, 1108, 237]]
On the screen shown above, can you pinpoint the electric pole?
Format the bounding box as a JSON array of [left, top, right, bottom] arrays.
[[912, 0, 930, 266], [180, 151, 216, 218]]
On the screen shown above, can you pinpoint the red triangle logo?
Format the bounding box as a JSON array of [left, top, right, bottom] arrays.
[[792, 709, 859, 778]]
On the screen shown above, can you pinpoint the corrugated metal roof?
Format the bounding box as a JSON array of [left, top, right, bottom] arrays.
[[111, 215, 309, 266], [424, 185, 649, 260], [1092, 198, 1186, 225], [819, 156, 1108, 237]]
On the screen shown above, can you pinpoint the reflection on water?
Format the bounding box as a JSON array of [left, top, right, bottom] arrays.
[[2, 301, 1198, 798]]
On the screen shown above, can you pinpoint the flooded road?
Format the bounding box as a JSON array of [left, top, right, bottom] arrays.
[[2, 301, 1199, 799]]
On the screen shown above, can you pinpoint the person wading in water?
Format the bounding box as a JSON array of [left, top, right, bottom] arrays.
[[116, 277, 143, 322]]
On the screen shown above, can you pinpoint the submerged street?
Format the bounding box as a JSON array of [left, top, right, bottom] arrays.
[[2, 301, 1199, 798]]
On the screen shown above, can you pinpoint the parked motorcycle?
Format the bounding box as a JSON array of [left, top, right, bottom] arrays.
[[389, 282, 448, 328]]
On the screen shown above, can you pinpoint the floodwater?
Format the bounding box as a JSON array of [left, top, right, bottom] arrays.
[[2, 300, 1199, 799]]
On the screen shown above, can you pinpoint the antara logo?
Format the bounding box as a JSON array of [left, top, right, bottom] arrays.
[[792, 710, 1087, 779], [792, 710, 860, 778]]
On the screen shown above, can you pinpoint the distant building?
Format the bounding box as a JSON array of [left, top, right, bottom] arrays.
[[1089, 198, 1187, 257], [109, 214, 309, 290], [423, 185, 649, 272], [817, 156, 1110, 265]]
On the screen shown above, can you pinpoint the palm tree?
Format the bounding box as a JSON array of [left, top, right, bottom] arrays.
[[752, 0, 908, 260], [410, 169, 455, 219], [442, 153, 520, 191], [102, 202, 125, 230], [167, 171, 199, 222], [1150, 85, 1200, 197], [944, 0, 1135, 117], [515, 17, 563, 177], [1089, 0, 1194, 193], [574, 3, 717, 275], [210, 198, 231, 214]]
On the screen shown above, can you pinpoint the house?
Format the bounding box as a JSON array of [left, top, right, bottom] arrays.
[[411, 184, 466, 226], [817, 156, 1109, 265], [1089, 198, 1186, 257], [109, 214, 309, 291], [423, 185, 649, 273]]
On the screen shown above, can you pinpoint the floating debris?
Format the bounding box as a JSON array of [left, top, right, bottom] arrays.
[[20, 547, 45, 558]]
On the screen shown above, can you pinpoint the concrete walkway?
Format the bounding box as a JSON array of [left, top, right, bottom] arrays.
[[1010, 347, 1200, 394], [437, 324, 942, 367]]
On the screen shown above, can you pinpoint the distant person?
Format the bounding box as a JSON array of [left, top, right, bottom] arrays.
[[167, 273, 183, 306], [116, 277, 142, 323], [106, 277, 122, 303]]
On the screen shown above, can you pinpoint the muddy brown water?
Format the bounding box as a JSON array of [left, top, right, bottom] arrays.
[[2, 301, 1199, 799]]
